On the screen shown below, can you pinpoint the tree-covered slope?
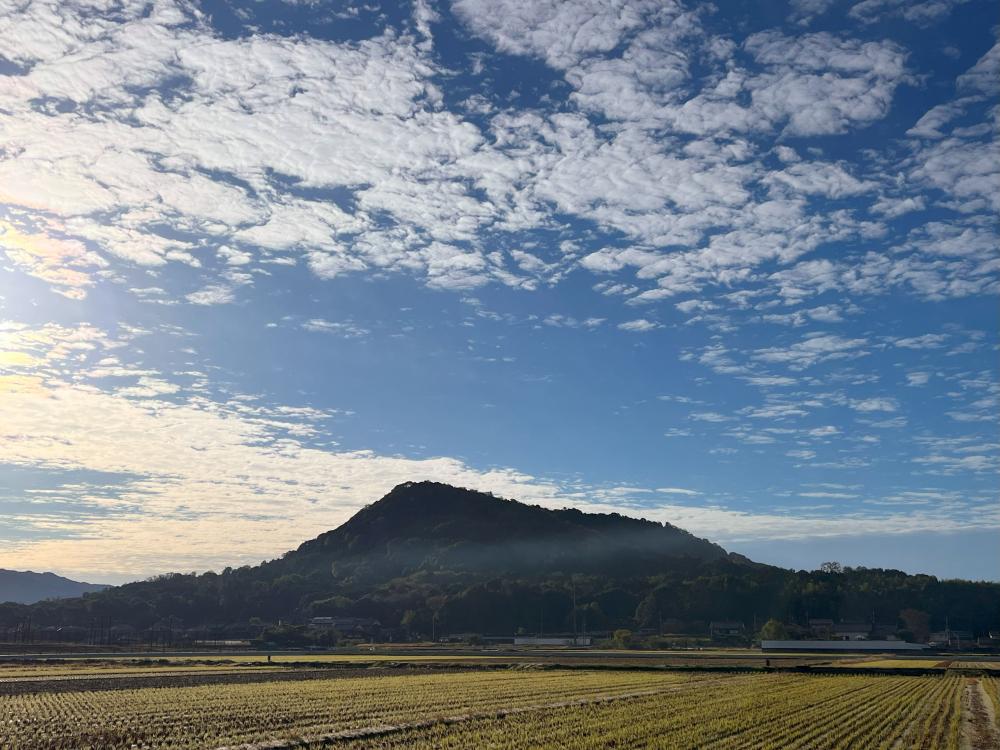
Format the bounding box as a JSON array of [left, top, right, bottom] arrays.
[[280, 481, 731, 580]]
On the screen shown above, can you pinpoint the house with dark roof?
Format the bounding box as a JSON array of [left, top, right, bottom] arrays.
[[832, 621, 872, 640], [709, 620, 745, 638]]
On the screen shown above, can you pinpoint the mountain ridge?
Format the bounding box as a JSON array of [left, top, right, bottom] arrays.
[[0, 569, 109, 605], [2, 481, 997, 640]]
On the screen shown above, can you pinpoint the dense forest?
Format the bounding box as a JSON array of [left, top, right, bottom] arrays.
[[2, 482, 998, 640]]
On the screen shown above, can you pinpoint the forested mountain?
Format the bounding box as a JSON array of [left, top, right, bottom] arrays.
[[2, 482, 998, 638], [287, 480, 732, 577], [0, 569, 107, 604]]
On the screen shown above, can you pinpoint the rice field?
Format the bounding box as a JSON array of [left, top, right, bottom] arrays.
[[0, 662, 287, 680], [958, 661, 1000, 670], [847, 658, 951, 669], [2, 663, 995, 750]]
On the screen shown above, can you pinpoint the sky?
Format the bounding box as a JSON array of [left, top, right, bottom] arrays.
[[0, 0, 997, 584]]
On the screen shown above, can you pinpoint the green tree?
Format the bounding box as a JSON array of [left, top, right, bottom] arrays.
[[611, 628, 633, 648], [899, 608, 930, 643], [401, 609, 418, 638], [759, 618, 789, 640]]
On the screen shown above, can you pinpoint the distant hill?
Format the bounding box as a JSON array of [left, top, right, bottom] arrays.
[[0, 569, 108, 604], [286, 480, 735, 578], [3, 482, 998, 640]]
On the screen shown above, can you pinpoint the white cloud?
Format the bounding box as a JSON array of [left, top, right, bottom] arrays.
[[742, 402, 811, 420], [957, 39, 1000, 95], [217, 245, 252, 266], [761, 304, 847, 326], [764, 161, 875, 199], [675, 299, 717, 314], [690, 411, 730, 423], [894, 333, 949, 349], [788, 0, 837, 24], [618, 318, 660, 332], [740, 31, 911, 137], [753, 333, 868, 369], [849, 0, 970, 25], [0, 0, 526, 298], [186, 285, 235, 306], [851, 397, 899, 412], [543, 314, 604, 329], [301, 319, 370, 338], [909, 137, 1000, 215], [451, 0, 656, 71], [787, 449, 816, 459], [580, 250, 627, 273], [809, 425, 840, 437], [0, 220, 105, 299], [871, 195, 926, 217], [743, 375, 797, 387], [117, 376, 182, 398], [0, 0, 987, 317], [906, 101, 968, 139], [799, 491, 858, 499]]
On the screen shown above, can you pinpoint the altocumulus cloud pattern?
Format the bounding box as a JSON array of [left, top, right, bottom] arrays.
[[0, 0, 996, 582]]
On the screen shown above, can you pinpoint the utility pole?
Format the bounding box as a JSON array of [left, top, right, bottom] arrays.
[[572, 580, 577, 637]]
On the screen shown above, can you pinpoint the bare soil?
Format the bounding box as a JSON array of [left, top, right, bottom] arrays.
[[961, 678, 1000, 750]]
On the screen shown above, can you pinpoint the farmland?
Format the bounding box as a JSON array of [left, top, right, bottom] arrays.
[[844, 658, 952, 669], [2, 657, 999, 749]]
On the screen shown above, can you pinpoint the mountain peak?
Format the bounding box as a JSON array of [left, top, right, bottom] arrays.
[[372, 480, 511, 513], [289, 481, 728, 577], [0, 569, 108, 605]]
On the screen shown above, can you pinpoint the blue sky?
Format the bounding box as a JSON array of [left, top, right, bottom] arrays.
[[0, 0, 997, 583]]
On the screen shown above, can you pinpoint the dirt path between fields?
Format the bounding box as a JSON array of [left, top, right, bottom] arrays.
[[960, 678, 1000, 750]]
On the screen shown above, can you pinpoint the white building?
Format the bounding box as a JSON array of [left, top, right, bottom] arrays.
[[761, 639, 927, 652], [514, 636, 592, 646]]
